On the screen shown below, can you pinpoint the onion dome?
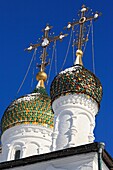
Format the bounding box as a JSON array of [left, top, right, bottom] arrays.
[[1, 87, 54, 133], [50, 64, 102, 106], [1, 69, 53, 133]]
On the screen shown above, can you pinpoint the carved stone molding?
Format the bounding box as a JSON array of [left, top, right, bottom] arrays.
[[2, 124, 53, 145], [52, 94, 98, 115]]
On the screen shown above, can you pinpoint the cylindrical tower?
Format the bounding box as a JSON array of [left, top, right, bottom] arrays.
[[1, 71, 54, 161], [50, 50, 102, 151]]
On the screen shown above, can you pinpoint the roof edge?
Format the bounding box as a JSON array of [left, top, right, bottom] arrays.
[[0, 142, 113, 169]]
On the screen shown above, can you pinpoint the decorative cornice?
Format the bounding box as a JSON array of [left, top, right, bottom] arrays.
[[2, 124, 53, 145], [52, 93, 98, 115]]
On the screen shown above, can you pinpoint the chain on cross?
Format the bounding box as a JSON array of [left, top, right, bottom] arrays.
[[65, 4, 101, 51], [25, 24, 68, 72], [64, 5, 101, 65]]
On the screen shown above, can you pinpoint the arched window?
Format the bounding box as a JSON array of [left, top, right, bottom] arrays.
[[14, 150, 21, 160]]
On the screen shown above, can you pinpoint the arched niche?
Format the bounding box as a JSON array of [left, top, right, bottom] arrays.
[[25, 142, 40, 157], [56, 110, 73, 149], [76, 112, 91, 145]]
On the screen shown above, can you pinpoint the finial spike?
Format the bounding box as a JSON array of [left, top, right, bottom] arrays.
[[36, 71, 47, 88], [36, 80, 45, 88], [74, 49, 83, 65]]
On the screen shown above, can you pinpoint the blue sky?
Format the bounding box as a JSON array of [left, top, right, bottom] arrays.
[[0, 0, 113, 157]]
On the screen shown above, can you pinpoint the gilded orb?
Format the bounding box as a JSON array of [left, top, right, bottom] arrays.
[[36, 71, 47, 82], [76, 49, 83, 57]]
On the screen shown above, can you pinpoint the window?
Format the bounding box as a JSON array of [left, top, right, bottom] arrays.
[[14, 150, 20, 160]]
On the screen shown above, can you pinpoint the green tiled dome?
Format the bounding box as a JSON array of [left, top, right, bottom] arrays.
[[1, 87, 54, 133], [50, 65, 102, 106]]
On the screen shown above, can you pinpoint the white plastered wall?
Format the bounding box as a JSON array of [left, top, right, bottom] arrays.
[[1, 124, 53, 162], [3, 152, 109, 170], [52, 94, 98, 151]]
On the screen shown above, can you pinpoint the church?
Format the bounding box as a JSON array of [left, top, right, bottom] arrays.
[[0, 5, 113, 170]]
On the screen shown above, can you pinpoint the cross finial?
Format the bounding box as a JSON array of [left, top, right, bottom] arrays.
[[25, 24, 68, 87], [64, 5, 101, 65]]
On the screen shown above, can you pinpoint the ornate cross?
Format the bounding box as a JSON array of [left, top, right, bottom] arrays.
[[64, 5, 101, 65], [65, 4, 101, 51], [25, 24, 68, 72]]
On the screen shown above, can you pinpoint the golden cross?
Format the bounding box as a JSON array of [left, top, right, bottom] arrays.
[[64, 5, 101, 51], [25, 24, 68, 72]]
